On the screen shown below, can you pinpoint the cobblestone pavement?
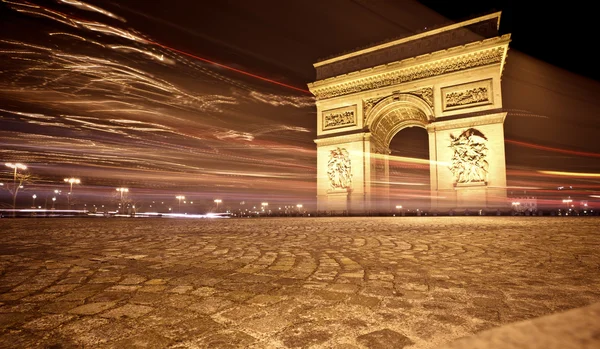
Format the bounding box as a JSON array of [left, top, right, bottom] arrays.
[[0, 217, 599, 349]]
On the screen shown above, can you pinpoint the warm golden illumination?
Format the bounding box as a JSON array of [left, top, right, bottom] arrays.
[[5, 162, 27, 170], [309, 12, 510, 213], [538, 170, 600, 178], [64, 177, 81, 185]]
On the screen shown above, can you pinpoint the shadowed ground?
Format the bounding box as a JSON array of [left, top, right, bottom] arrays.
[[0, 217, 598, 348]]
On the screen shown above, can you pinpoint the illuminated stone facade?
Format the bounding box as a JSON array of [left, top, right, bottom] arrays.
[[309, 12, 511, 213]]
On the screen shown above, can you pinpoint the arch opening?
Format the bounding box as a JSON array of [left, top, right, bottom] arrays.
[[388, 125, 431, 212]]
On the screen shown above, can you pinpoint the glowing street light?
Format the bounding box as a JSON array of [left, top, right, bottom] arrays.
[[32, 194, 37, 207], [64, 177, 81, 208], [116, 187, 129, 208], [176, 195, 185, 213], [5, 163, 27, 216], [562, 198, 573, 212], [214, 199, 222, 212], [5, 163, 27, 183], [51, 197, 56, 209]]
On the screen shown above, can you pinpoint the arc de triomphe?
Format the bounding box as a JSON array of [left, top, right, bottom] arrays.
[[308, 12, 511, 214]]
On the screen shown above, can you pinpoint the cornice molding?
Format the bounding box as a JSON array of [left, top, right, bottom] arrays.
[[309, 36, 510, 101], [314, 132, 372, 146], [426, 112, 507, 132]]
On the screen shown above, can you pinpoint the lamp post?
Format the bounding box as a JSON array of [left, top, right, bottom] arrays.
[[176, 195, 185, 213], [214, 199, 222, 212], [5, 163, 27, 216], [6, 162, 27, 186], [395, 205, 403, 216], [512, 202, 520, 215], [64, 177, 81, 209], [116, 187, 129, 210], [51, 197, 56, 210], [562, 198, 573, 214], [32, 194, 37, 208]]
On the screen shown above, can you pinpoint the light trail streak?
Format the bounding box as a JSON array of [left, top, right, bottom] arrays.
[[0, 0, 319, 202], [538, 170, 600, 178], [57, 0, 126, 22], [5, 0, 311, 94], [506, 139, 600, 158], [147, 39, 311, 94]]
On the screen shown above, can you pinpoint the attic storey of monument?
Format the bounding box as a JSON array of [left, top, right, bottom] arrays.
[[309, 12, 510, 214]]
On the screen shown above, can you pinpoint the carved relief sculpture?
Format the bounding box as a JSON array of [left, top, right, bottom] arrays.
[[363, 96, 387, 117], [448, 128, 489, 184], [327, 147, 352, 190], [407, 87, 433, 107], [324, 110, 355, 129], [441, 79, 493, 111], [311, 46, 504, 100], [363, 88, 432, 122], [446, 87, 489, 107]]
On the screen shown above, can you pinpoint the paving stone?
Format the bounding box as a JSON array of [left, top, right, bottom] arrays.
[[68, 301, 117, 315], [100, 303, 154, 319], [22, 313, 75, 330], [356, 328, 414, 348], [440, 302, 600, 349], [282, 329, 333, 348], [168, 285, 193, 294], [0, 217, 599, 348], [105, 330, 172, 349], [219, 304, 264, 321], [240, 314, 290, 334], [193, 330, 256, 348]]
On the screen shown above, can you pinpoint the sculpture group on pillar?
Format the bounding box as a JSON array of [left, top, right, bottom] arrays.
[[448, 128, 489, 184], [327, 147, 352, 190]]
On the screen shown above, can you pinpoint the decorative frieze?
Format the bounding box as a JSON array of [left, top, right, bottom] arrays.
[[322, 105, 357, 130], [363, 96, 387, 117], [448, 128, 489, 185], [426, 113, 506, 132], [327, 147, 352, 190], [407, 87, 433, 107], [442, 79, 493, 111], [311, 47, 505, 100], [363, 87, 433, 119]]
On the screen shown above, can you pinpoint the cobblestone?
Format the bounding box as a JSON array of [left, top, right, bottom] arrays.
[[0, 217, 599, 348]]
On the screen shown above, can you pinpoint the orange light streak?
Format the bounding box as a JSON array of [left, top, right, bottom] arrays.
[[147, 40, 311, 94], [506, 139, 600, 158]]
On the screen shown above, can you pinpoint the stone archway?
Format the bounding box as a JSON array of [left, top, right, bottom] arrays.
[[309, 12, 510, 213], [362, 94, 433, 212]]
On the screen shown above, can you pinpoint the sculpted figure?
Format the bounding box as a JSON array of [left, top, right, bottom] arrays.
[[448, 128, 489, 184], [327, 147, 352, 189]]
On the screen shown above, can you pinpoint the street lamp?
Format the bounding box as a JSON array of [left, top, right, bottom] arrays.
[[214, 199, 222, 212], [176, 195, 185, 213], [6, 163, 27, 216], [6, 163, 27, 183], [116, 187, 129, 208], [51, 197, 56, 209], [562, 198, 573, 213], [512, 202, 520, 214], [395, 205, 403, 215], [64, 177, 81, 209], [32, 194, 37, 208]]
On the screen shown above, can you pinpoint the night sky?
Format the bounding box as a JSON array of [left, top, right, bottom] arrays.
[[1, 0, 598, 211]]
